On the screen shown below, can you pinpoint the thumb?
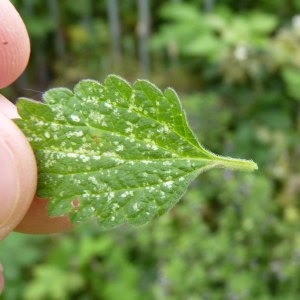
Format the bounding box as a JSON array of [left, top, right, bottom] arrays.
[[0, 95, 37, 239]]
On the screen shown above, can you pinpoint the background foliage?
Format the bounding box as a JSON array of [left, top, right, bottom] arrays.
[[1, 0, 300, 299]]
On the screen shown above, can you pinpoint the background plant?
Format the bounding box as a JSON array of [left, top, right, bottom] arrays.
[[1, 0, 300, 299]]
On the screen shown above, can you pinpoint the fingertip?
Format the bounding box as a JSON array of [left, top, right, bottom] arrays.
[[0, 0, 30, 89]]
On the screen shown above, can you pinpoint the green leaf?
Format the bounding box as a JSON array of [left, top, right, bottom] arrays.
[[15, 75, 257, 228]]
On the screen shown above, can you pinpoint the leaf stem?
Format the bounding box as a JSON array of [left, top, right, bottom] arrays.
[[209, 154, 258, 172]]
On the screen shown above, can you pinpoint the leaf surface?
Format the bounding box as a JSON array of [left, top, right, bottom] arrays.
[[15, 75, 257, 228]]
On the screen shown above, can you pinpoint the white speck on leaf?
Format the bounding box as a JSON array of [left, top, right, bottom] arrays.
[[88, 176, 98, 185], [116, 145, 124, 152], [112, 203, 120, 211], [79, 154, 90, 163], [104, 102, 112, 109], [163, 181, 174, 189], [70, 115, 81, 122], [133, 202, 139, 211]]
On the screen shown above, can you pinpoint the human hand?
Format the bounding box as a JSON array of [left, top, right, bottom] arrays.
[[0, 0, 72, 293]]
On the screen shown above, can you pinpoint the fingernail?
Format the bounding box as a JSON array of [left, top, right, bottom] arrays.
[[0, 135, 20, 228]]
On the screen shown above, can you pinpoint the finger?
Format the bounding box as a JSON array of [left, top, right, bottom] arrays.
[[15, 196, 73, 234], [0, 0, 30, 89], [0, 96, 37, 239]]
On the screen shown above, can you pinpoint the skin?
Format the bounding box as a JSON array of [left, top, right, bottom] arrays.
[[0, 0, 72, 293]]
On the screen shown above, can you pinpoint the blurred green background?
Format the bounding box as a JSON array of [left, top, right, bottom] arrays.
[[1, 0, 300, 299]]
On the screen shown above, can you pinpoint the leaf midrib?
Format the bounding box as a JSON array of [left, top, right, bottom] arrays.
[[38, 148, 218, 176]]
